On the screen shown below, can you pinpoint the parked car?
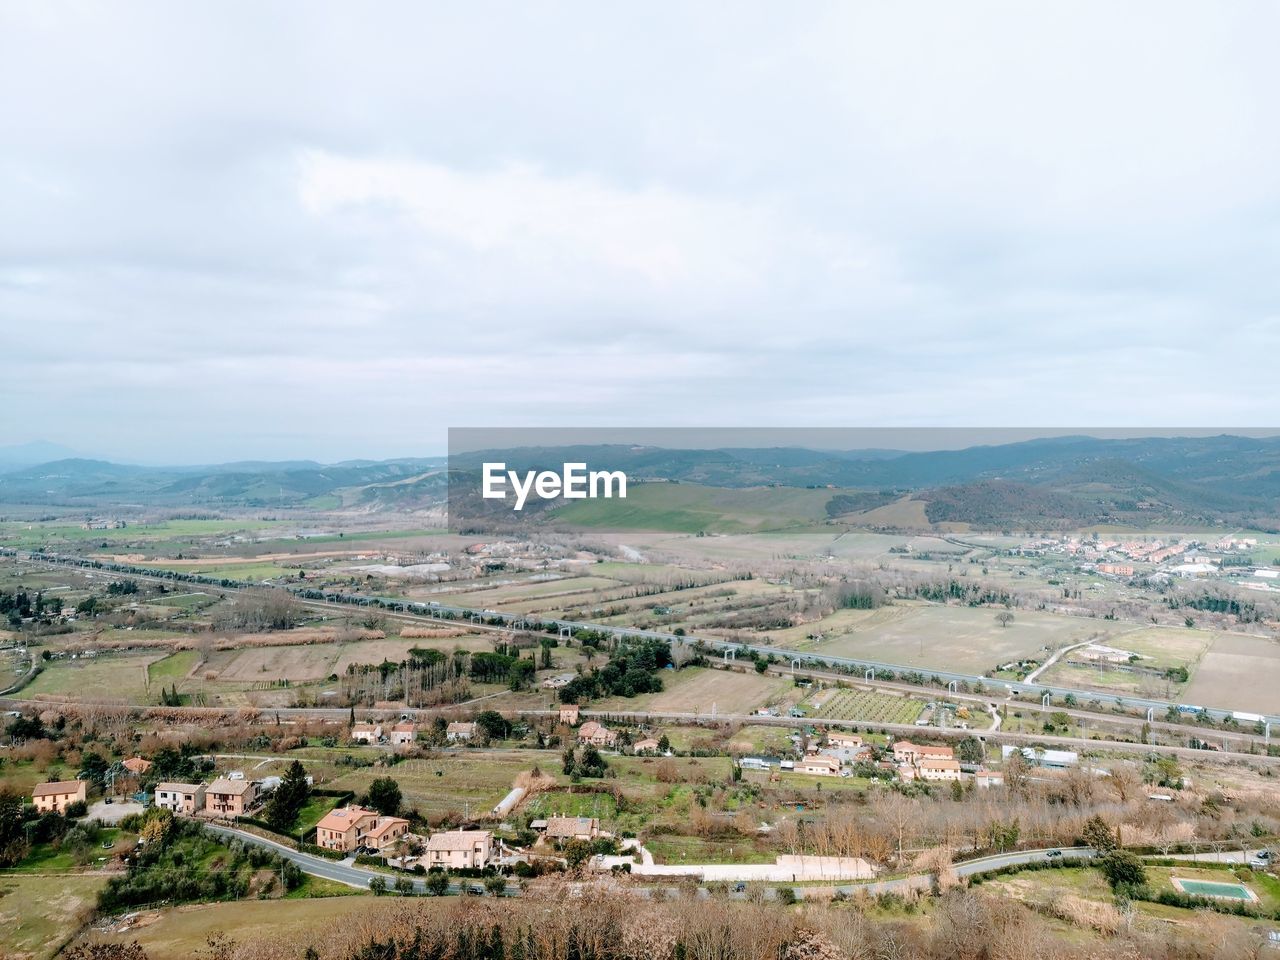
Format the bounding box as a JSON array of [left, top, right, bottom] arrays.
[[1046, 850, 1063, 858], [1249, 851, 1273, 869]]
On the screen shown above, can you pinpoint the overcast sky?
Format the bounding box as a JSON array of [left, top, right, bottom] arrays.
[[2, 2, 1279, 464]]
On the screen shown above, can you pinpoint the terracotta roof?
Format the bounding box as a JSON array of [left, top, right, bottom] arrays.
[[544, 816, 598, 839], [316, 806, 375, 834], [122, 757, 152, 773], [365, 816, 411, 839], [426, 829, 491, 851], [206, 778, 254, 796], [33, 780, 84, 797]]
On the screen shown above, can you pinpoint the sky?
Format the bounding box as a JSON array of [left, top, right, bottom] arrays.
[[2, 2, 1279, 464]]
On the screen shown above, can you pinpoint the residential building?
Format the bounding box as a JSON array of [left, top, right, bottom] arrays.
[[315, 805, 411, 853], [633, 737, 660, 754], [204, 778, 257, 816], [351, 722, 382, 744], [826, 732, 863, 750], [577, 720, 617, 747], [32, 780, 86, 813], [797, 755, 841, 776], [542, 816, 600, 841], [916, 757, 962, 782], [892, 741, 955, 764], [542, 673, 575, 689], [389, 722, 418, 747], [154, 782, 206, 813], [446, 721, 476, 742], [559, 704, 580, 725], [121, 757, 152, 776], [425, 829, 493, 869]]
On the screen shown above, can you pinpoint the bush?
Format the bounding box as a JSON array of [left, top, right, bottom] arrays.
[[776, 888, 797, 905]]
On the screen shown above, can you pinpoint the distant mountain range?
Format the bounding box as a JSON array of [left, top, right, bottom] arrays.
[[4, 434, 1279, 529]]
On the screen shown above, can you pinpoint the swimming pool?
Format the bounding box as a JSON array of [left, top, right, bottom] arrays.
[[1172, 878, 1256, 901]]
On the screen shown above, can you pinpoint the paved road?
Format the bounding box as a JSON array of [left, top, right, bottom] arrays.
[[206, 821, 1100, 901]]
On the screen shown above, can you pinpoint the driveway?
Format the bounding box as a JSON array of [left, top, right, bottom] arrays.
[[89, 800, 145, 824]]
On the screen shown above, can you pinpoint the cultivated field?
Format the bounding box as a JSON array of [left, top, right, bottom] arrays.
[[22, 652, 167, 702], [780, 603, 1100, 675], [80, 897, 383, 960], [1183, 633, 1280, 714], [803, 687, 926, 725], [593, 666, 795, 715], [0, 874, 107, 960]]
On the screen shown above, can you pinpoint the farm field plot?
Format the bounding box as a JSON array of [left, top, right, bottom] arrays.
[[80, 897, 386, 960], [23, 652, 166, 702], [803, 687, 926, 725], [1082, 626, 1215, 670], [0, 874, 107, 960], [326, 749, 546, 816], [553, 483, 836, 534], [726, 724, 797, 755], [593, 666, 794, 715], [782, 603, 1103, 675], [1182, 633, 1280, 715], [1037, 662, 1163, 699], [429, 575, 624, 611]]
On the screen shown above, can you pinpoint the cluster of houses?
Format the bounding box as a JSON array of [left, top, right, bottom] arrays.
[[351, 720, 421, 747], [741, 734, 1008, 788]]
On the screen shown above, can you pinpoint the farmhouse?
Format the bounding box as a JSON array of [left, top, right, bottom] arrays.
[[389, 722, 418, 747], [577, 720, 617, 747], [633, 737, 661, 754], [316, 805, 412, 853], [204, 778, 257, 816], [154, 782, 207, 814], [446, 721, 477, 742], [351, 722, 382, 744], [973, 770, 1004, 789], [32, 780, 87, 813], [559, 704, 580, 725], [425, 829, 493, 869], [542, 816, 600, 841]]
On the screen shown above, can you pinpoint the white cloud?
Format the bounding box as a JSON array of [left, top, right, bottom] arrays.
[[0, 1, 1278, 462]]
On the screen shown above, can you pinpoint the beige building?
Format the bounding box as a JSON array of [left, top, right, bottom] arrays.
[[446, 721, 476, 741], [892, 741, 955, 764], [351, 722, 382, 744], [633, 737, 660, 754], [154, 782, 206, 814], [576, 720, 617, 747], [204, 778, 257, 816], [974, 770, 1004, 789], [826, 732, 863, 750], [315, 805, 411, 853], [797, 755, 841, 776], [389, 722, 418, 747], [916, 757, 963, 782], [559, 704, 580, 725], [32, 780, 86, 813], [542, 815, 600, 841], [425, 829, 493, 869]]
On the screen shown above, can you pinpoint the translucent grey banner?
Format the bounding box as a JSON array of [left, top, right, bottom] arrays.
[[445, 428, 1280, 534]]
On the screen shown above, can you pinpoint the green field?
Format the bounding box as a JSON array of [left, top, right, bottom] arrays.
[[0, 874, 107, 960], [553, 483, 837, 533]]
